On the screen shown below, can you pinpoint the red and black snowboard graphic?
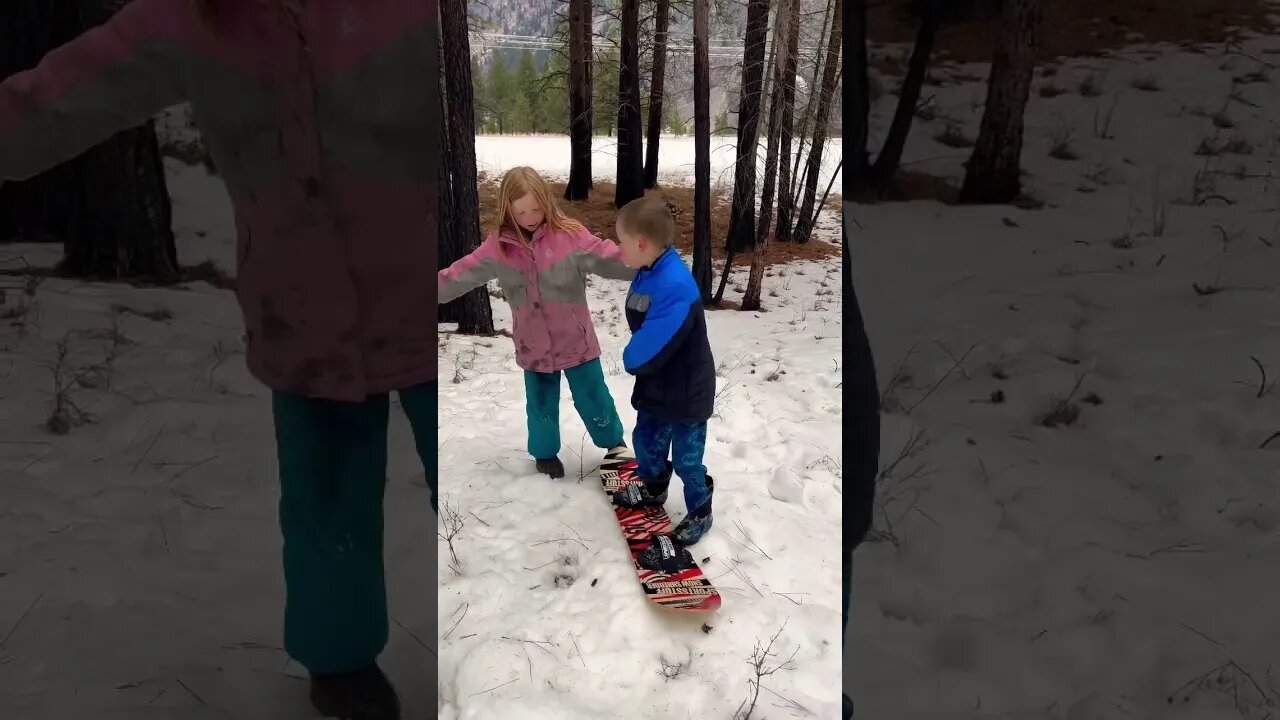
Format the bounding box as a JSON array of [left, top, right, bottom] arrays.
[[599, 447, 721, 613]]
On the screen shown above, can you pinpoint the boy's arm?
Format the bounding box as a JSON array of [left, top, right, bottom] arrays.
[[571, 231, 634, 281], [0, 0, 189, 182], [439, 236, 503, 304], [623, 282, 698, 375]]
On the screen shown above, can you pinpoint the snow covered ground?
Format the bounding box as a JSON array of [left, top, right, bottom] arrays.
[[438, 136, 845, 718], [0, 134, 844, 718], [850, 33, 1280, 720], [435, 246, 843, 719]]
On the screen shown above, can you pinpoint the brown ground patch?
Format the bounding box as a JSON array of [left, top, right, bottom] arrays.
[[867, 0, 1278, 65], [475, 179, 841, 268]]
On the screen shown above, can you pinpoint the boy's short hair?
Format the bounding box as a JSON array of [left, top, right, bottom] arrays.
[[618, 196, 675, 247]]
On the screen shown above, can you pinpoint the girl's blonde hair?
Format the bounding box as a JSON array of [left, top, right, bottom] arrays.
[[491, 166, 586, 244]]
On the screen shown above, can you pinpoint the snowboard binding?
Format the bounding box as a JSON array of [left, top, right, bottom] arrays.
[[636, 533, 697, 574]]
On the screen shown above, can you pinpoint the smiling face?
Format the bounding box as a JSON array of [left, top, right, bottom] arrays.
[[509, 192, 546, 234]]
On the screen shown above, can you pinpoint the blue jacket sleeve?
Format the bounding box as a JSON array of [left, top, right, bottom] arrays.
[[623, 284, 696, 375]]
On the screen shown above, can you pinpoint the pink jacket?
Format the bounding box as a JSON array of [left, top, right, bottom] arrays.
[[439, 225, 633, 373], [0, 0, 435, 402]]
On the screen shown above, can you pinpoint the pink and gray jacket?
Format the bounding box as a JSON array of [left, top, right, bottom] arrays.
[[0, 0, 435, 402], [439, 226, 634, 373]]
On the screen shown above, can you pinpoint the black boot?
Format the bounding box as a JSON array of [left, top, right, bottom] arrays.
[[310, 665, 400, 720], [536, 457, 565, 479]]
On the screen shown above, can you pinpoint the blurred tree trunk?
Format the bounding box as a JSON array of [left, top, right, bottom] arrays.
[[565, 0, 593, 200], [959, 0, 1043, 203], [642, 0, 670, 189], [0, 0, 177, 282], [440, 0, 494, 333], [690, 0, 712, 301]]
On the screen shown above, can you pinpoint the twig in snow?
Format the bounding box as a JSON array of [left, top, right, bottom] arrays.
[[442, 602, 468, 640], [730, 520, 771, 560], [176, 678, 207, 705], [905, 343, 977, 414], [500, 636, 557, 655], [773, 591, 806, 605], [470, 677, 518, 696], [438, 501, 466, 575], [531, 536, 589, 550], [1250, 356, 1272, 398], [1167, 659, 1275, 714], [734, 622, 798, 720], [568, 631, 587, 669], [131, 426, 165, 475], [394, 617, 435, 656], [1036, 372, 1090, 428], [657, 650, 692, 680], [0, 593, 43, 649], [1178, 621, 1226, 650]]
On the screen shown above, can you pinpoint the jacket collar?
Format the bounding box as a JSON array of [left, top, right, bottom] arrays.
[[639, 245, 677, 273], [497, 223, 547, 249]]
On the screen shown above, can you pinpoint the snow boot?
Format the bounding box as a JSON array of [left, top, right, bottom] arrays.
[[309, 665, 400, 720], [672, 476, 713, 545], [612, 460, 673, 509], [672, 511, 713, 545], [535, 457, 565, 479]]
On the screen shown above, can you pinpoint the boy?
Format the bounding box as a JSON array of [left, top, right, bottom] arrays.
[[612, 196, 717, 547]]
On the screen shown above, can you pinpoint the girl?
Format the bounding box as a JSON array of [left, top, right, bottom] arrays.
[[1, 2, 433, 718], [439, 167, 634, 478]]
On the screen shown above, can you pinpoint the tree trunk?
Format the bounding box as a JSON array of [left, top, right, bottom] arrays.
[[61, 119, 178, 281], [793, 0, 842, 246], [867, 0, 939, 188], [691, 0, 712, 302], [720, 0, 769, 262], [441, 0, 494, 334], [614, 0, 644, 207], [850, 0, 870, 191], [775, 0, 801, 244], [787, 0, 833, 212], [741, 0, 795, 313], [642, 0, 670, 189], [565, 0, 593, 201], [958, 0, 1042, 204], [0, 0, 177, 281]]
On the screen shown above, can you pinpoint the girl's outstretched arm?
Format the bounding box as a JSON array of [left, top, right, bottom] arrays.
[[0, 0, 189, 182], [571, 229, 634, 281], [439, 235, 503, 304]]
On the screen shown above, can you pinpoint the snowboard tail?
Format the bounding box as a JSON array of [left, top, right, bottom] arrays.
[[599, 448, 721, 613]]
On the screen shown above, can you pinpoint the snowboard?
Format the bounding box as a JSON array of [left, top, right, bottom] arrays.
[[598, 447, 722, 613]]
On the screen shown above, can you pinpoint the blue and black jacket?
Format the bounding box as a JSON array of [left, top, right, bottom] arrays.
[[623, 246, 717, 423]]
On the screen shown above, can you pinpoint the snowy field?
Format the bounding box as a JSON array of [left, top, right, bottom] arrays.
[[0, 134, 844, 718], [850, 33, 1280, 720], [472, 134, 843, 194]]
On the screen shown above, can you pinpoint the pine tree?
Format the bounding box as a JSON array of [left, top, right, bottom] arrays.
[[538, 50, 570, 134], [516, 49, 540, 133], [487, 53, 513, 134]]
